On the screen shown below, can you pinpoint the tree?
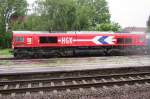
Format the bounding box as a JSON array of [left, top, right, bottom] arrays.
[[0, 0, 27, 48], [76, 0, 111, 26], [34, 0, 112, 31], [147, 16, 150, 32], [35, 0, 77, 31], [95, 22, 121, 32], [0, 0, 27, 32]]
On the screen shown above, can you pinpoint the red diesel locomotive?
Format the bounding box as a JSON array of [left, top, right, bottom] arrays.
[[12, 31, 146, 58]]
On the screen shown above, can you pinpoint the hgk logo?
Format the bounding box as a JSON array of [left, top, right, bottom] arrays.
[[61, 37, 73, 44]]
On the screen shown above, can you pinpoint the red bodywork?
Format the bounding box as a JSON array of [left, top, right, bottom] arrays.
[[12, 31, 146, 49]]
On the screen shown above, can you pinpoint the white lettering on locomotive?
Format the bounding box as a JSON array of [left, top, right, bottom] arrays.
[[27, 37, 32, 44], [61, 37, 73, 44]]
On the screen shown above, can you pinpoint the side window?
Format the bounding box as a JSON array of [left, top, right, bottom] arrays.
[[40, 37, 58, 43], [117, 38, 124, 44], [125, 38, 132, 44], [117, 38, 132, 44], [15, 37, 24, 42]]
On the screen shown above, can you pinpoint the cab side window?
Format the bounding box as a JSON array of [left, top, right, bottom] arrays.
[[15, 37, 24, 42], [117, 38, 132, 44]]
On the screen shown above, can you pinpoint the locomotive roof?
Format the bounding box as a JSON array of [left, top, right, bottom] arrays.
[[13, 31, 115, 34], [13, 31, 145, 34]]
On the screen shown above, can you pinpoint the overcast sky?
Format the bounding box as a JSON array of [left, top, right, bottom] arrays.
[[27, 0, 150, 28]]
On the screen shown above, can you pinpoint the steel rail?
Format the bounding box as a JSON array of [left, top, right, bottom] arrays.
[[0, 76, 150, 94], [0, 72, 150, 94], [0, 71, 150, 85]]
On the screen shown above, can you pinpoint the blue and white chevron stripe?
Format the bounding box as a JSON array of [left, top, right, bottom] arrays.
[[93, 36, 116, 45]]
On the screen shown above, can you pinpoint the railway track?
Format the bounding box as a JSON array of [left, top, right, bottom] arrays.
[[1, 70, 150, 96], [0, 57, 48, 61], [0, 53, 149, 61], [0, 58, 15, 61]]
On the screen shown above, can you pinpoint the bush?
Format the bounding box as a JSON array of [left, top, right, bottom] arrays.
[[0, 33, 12, 49], [94, 22, 121, 32]]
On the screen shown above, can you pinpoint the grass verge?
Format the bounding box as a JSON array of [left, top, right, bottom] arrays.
[[0, 49, 12, 56]]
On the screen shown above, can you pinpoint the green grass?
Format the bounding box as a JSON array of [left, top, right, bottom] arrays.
[[0, 49, 12, 56]]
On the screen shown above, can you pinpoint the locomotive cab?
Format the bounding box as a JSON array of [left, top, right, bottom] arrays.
[[13, 35, 33, 48], [13, 36, 24, 47], [12, 31, 35, 58]]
